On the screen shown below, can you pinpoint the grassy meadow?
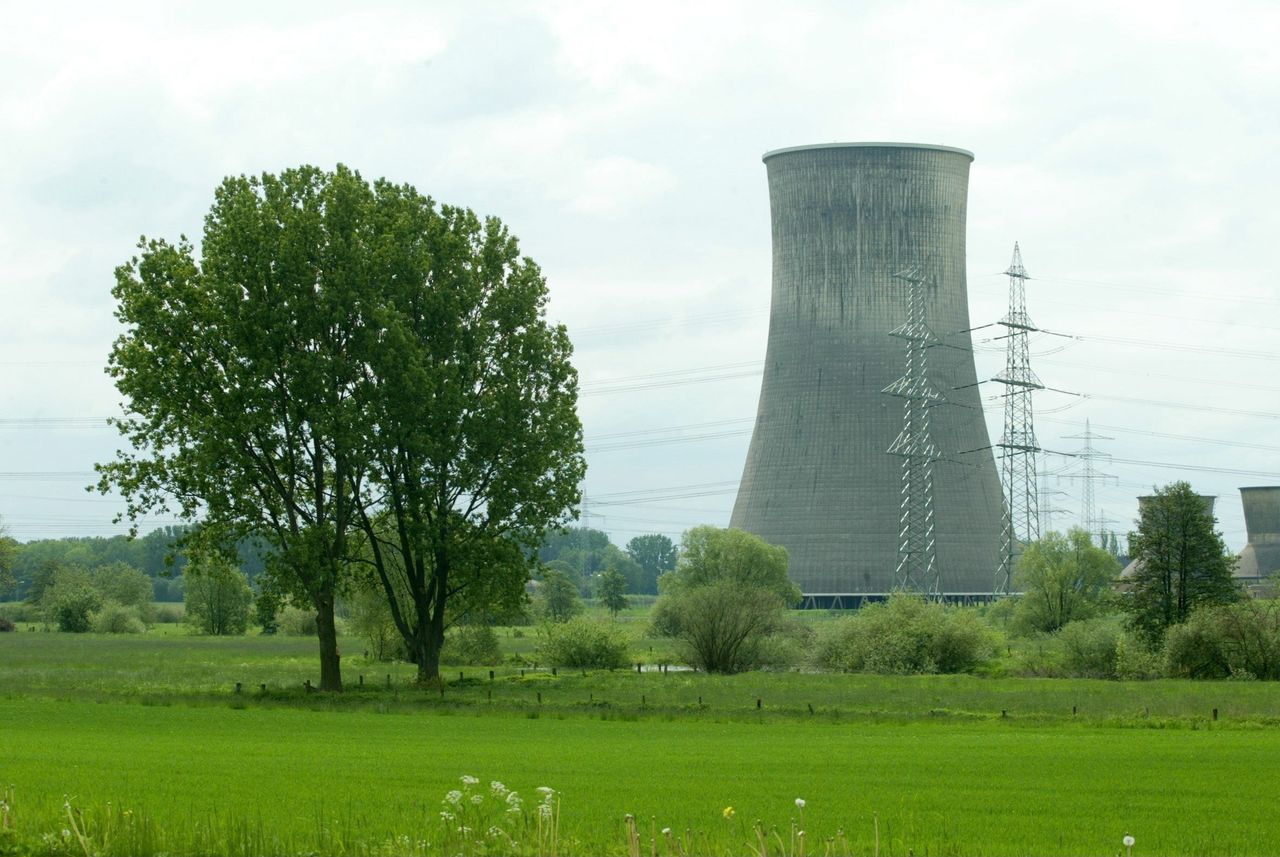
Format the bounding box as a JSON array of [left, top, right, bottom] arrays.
[[3, 627, 1280, 855]]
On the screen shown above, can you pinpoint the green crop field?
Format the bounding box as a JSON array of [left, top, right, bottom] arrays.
[[2, 631, 1280, 856]]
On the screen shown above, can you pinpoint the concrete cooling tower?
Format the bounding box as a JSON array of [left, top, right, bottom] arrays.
[[730, 142, 1005, 602], [1237, 486, 1280, 582]]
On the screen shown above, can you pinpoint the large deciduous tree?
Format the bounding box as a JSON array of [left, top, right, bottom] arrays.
[[1126, 481, 1239, 642], [625, 533, 678, 594], [1012, 528, 1119, 634], [98, 165, 377, 690], [349, 189, 584, 682]]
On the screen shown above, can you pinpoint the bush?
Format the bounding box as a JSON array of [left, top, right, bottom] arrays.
[[812, 594, 999, 674], [1058, 617, 1123, 678], [536, 617, 631, 669], [1163, 600, 1280, 680], [347, 588, 404, 661], [276, 605, 318, 637], [441, 624, 503, 666], [92, 602, 146, 634], [154, 604, 183, 624], [0, 617, 13, 632], [44, 568, 103, 633]]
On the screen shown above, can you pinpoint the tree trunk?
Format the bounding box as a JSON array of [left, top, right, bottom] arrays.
[[315, 590, 343, 692]]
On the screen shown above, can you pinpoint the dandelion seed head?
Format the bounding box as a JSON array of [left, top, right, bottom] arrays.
[[795, 798, 806, 809], [662, 827, 672, 836], [1124, 835, 1136, 848]]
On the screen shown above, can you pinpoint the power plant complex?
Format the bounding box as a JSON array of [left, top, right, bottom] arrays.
[[730, 143, 1006, 603]]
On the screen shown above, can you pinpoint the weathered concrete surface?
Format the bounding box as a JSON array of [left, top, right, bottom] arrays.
[[731, 143, 1004, 596]]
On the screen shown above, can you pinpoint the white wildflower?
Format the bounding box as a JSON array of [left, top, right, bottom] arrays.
[[662, 828, 672, 836], [490, 781, 508, 796], [470, 794, 484, 806], [536, 786, 555, 796], [460, 775, 479, 786], [440, 811, 454, 822], [795, 798, 806, 809], [539, 804, 553, 820], [506, 791, 522, 806], [488, 826, 503, 839], [444, 790, 463, 806], [1124, 835, 1136, 848], [62, 829, 71, 838]]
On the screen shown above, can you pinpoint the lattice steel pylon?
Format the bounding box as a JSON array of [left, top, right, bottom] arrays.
[[1061, 420, 1116, 546], [993, 243, 1044, 595], [883, 265, 944, 599]]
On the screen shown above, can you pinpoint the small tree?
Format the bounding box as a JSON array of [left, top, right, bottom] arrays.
[[0, 516, 17, 599], [595, 567, 628, 616], [652, 526, 799, 674], [1127, 481, 1239, 642], [91, 562, 156, 624], [1012, 528, 1119, 634], [538, 567, 582, 623], [184, 558, 252, 636], [42, 566, 102, 633], [624, 533, 677, 595]]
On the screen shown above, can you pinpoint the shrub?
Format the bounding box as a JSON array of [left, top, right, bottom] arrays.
[[276, 605, 318, 637], [1164, 600, 1280, 680], [154, 604, 183, 624], [812, 593, 999, 674], [1058, 617, 1123, 678], [441, 624, 503, 666], [536, 617, 631, 669], [347, 588, 404, 661], [44, 569, 103, 633], [92, 602, 146, 634], [0, 617, 14, 632]]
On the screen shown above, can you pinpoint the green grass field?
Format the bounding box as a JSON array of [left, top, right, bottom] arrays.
[[3, 630, 1280, 855]]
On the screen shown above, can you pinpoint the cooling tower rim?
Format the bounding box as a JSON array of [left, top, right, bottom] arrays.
[[762, 142, 975, 163], [1240, 486, 1280, 492]]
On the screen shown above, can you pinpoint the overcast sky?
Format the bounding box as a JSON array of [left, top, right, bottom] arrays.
[[2, 0, 1278, 555]]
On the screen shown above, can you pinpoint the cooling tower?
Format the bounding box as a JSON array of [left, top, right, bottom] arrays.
[[1237, 487, 1280, 581], [730, 142, 1005, 599]]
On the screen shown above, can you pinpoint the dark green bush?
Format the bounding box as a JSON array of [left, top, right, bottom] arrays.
[[1164, 600, 1280, 680], [441, 624, 503, 666], [92, 602, 146, 634], [536, 617, 631, 669], [812, 593, 999, 674]]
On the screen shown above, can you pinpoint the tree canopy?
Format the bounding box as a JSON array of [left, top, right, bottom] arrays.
[[1126, 481, 1239, 642], [1012, 528, 1120, 634], [653, 526, 798, 673]]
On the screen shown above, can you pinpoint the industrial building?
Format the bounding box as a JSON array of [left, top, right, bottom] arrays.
[[1237, 486, 1280, 586], [730, 142, 1005, 604]]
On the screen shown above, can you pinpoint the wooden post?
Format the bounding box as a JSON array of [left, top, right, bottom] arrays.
[[1001, 709, 1007, 718], [459, 671, 464, 682], [304, 679, 312, 693], [386, 674, 391, 688], [521, 669, 526, 678], [636, 663, 642, 674], [1072, 705, 1076, 716], [359, 674, 364, 686], [808, 703, 814, 715], [259, 683, 266, 693], [537, 691, 542, 704], [489, 670, 495, 681], [1213, 708, 1219, 721], [642, 694, 646, 706], [756, 698, 762, 710], [551, 667, 557, 677], [234, 682, 241, 694]]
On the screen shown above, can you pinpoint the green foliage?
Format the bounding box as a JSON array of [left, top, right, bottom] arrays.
[[92, 602, 146, 634], [624, 533, 677, 595], [594, 567, 628, 616], [652, 527, 797, 674], [42, 566, 103, 633], [91, 562, 156, 624], [0, 516, 16, 599], [537, 568, 583, 622], [441, 624, 503, 666], [535, 616, 631, 668], [1164, 599, 1280, 680], [1012, 528, 1120, 634], [184, 559, 252, 636], [346, 587, 403, 661], [1057, 616, 1123, 678], [1127, 481, 1240, 643], [812, 594, 999, 674], [276, 605, 318, 637]]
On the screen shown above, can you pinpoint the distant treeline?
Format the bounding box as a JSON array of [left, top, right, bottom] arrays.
[[1, 527, 268, 603]]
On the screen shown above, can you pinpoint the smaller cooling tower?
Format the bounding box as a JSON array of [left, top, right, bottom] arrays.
[[1121, 494, 1216, 578], [1237, 486, 1280, 582]]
